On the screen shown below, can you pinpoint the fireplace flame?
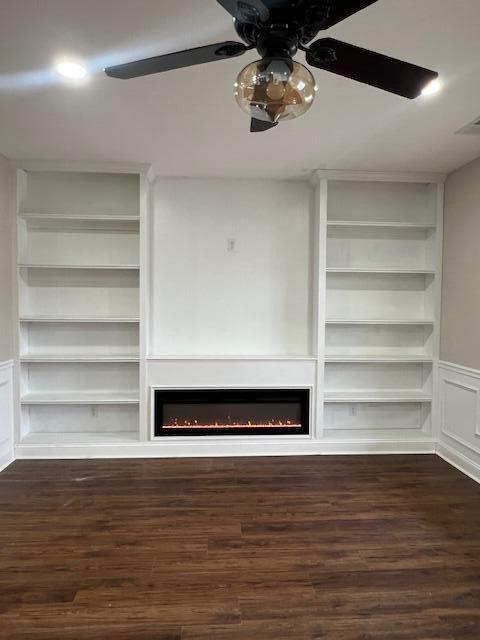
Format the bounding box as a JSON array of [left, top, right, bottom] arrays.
[[164, 417, 301, 429]]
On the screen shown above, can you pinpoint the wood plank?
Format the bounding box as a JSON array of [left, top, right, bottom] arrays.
[[0, 456, 479, 638]]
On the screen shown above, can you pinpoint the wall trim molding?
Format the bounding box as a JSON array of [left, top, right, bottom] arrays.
[[11, 159, 152, 177], [440, 377, 480, 454], [0, 359, 14, 373], [436, 441, 480, 485], [0, 360, 14, 472], [15, 438, 435, 460], [436, 361, 480, 484], [439, 360, 480, 379], [0, 450, 14, 473], [310, 170, 447, 186]]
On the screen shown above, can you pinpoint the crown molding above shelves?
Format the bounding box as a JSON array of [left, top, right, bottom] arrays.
[[309, 170, 447, 185]]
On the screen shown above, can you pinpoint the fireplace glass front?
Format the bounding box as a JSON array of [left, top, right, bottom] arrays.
[[154, 389, 310, 437]]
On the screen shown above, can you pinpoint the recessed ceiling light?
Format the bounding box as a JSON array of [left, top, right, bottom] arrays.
[[421, 78, 442, 97], [56, 61, 87, 80]]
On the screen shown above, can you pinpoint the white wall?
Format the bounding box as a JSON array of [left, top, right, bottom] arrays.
[[0, 154, 13, 361], [440, 156, 480, 370], [150, 178, 312, 356], [437, 155, 480, 483], [0, 154, 14, 470]]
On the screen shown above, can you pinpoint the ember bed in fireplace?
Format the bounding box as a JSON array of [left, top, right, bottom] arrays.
[[154, 389, 310, 437]]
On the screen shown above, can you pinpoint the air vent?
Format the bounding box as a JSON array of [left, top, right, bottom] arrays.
[[457, 117, 480, 135]]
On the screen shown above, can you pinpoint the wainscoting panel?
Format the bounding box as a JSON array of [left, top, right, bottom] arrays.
[[437, 361, 480, 483], [0, 361, 14, 472]]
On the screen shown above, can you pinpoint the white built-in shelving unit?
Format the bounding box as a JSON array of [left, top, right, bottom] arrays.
[[319, 175, 443, 440], [12, 167, 444, 457], [14, 166, 148, 446]]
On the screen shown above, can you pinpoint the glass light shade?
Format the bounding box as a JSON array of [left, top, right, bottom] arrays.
[[234, 59, 317, 123]]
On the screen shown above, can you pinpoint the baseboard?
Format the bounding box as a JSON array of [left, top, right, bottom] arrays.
[[436, 441, 480, 484], [0, 450, 14, 472], [0, 360, 14, 472], [14, 438, 435, 460]]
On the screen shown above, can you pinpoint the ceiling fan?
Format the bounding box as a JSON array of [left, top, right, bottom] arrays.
[[105, 0, 439, 133]]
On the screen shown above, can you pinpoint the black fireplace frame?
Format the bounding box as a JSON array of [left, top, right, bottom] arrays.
[[154, 388, 310, 437]]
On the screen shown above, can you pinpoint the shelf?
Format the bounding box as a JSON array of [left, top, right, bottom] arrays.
[[19, 214, 140, 233], [18, 264, 140, 270], [20, 212, 140, 222], [324, 424, 425, 432], [21, 392, 139, 405], [322, 432, 433, 440], [21, 355, 139, 363], [20, 432, 140, 445], [326, 268, 435, 275], [325, 355, 433, 363], [324, 391, 432, 403], [327, 220, 436, 230], [20, 317, 140, 323], [146, 354, 316, 361], [325, 319, 435, 326], [18, 266, 139, 320]]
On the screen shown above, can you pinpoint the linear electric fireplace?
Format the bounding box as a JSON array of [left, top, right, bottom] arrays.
[[154, 388, 310, 437]]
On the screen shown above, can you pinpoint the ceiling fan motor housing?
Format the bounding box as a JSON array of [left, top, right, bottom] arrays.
[[234, 1, 332, 57], [256, 30, 299, 58]]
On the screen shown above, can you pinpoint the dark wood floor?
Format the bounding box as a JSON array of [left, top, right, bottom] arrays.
[[1, 455, 480, 639]]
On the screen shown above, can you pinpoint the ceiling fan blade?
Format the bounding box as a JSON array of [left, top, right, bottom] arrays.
[[309, 0, 379, 29], [105, 41, 247, 79], [250, 118, 279, 132], [306, 38, 438, 99], [216, 0, 271, 22]]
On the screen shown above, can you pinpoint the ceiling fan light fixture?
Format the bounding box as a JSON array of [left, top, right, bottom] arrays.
[[234, 58, 317, 123]]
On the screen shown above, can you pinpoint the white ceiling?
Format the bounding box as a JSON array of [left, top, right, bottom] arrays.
[[1, 0, 480, 179]]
